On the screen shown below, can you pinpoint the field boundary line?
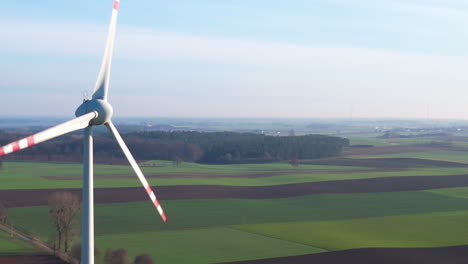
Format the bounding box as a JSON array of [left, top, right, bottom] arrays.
[[226, 226, 330, 252]]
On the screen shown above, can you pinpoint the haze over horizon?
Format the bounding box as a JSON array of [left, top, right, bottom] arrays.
[[2, 0, 468, 119]]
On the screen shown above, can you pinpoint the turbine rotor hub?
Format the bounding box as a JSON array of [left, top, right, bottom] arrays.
[[75, 99, 113, 126]]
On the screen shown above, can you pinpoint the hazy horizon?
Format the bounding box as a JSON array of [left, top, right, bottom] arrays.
[[3, 1, 468, 119]]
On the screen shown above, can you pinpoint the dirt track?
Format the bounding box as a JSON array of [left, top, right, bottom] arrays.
[[3, 174, 468, 207], [0, 254, 66, 264], [218, 245, 468, 264]]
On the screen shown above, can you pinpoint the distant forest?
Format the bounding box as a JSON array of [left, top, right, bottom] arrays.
[[0, 130, 349, 164]]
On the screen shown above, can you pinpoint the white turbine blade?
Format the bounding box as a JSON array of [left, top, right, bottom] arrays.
[[0, 112, 97, 156], [106, 122, 168, 222], [92, 0, 121, 101]]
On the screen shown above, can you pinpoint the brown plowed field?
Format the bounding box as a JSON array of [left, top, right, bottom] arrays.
[[3, 174, 468, 207], [0, 254, 66, 264], [218, 245, 468, 264]]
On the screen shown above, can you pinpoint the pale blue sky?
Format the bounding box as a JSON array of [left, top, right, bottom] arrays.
[[2, 0, 468, 118]]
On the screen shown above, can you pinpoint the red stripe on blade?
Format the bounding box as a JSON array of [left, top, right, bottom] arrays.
[[152, 198, 160, 208], [146, 185, 166, 222], [113, 0, 119, 10], [12, 142, 20, 152], [27, 136, 35, 147], [145, 186, 152, 196], [0, 147, 4, 156]]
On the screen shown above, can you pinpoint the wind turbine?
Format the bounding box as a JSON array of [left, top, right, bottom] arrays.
[[0, 0, 167, 263]]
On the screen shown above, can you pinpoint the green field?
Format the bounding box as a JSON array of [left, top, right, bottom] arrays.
[[2, 160, 468, 190], [95, 227, 324, 264], [0, 161, 373, 189], [3, 142, 468, 263], [8, 189, 468, 263], [233, 210, 468, 250], [10, 191, 468, 236]]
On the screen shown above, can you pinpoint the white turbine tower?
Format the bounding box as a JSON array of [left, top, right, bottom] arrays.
[[0, 0, 167, 263]]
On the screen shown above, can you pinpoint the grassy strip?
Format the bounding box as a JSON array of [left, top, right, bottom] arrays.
[[1, 161, 362, 177], [348, 136, 439, 146], [348, 150, 468, 164]]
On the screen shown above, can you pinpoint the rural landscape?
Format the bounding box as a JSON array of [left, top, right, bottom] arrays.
[[3, 118, 468, 263], [4, 0, 468, 263]]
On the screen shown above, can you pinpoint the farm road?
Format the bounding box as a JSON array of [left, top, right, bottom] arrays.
[[0, 255, 67, 264]]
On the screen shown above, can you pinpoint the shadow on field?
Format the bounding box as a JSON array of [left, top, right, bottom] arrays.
[[218, 245, 468, 264]]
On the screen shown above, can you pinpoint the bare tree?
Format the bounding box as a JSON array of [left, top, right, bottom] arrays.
[[134, 254, 154, 264], [289, 159, 300, 168], [48, 192, 81, 252], [172, 156, 182, 167], [0, 202, 7, 224], [104, 248, 131, 264]]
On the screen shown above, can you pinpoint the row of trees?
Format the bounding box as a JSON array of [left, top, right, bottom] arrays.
[[103, 249, 154, 264], [70, 246, 155, 264], [0, 130, 349, 164]]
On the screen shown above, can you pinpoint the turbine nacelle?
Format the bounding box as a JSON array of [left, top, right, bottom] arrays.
[[75, 99, 113, 126]]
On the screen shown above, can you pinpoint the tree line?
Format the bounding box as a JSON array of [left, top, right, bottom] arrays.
[[131, 131, 349, 163], [0, 130, 349, 164]]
